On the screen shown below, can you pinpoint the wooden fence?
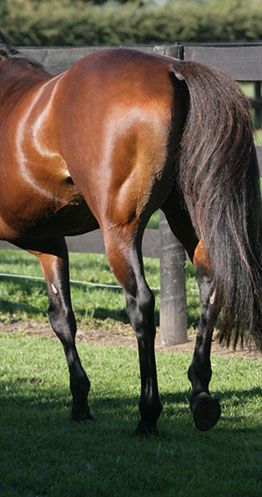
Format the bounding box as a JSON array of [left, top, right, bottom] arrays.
[[0, 43, 262, 345]]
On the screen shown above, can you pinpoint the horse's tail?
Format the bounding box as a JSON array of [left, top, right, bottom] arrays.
[[169, 59, 262, 349]]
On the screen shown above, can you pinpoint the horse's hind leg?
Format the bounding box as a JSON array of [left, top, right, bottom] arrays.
[[102, 226, 162, 436], [186, 241, 221, 430], [30, 238, 93, 422], [162, 198, 221, 431]]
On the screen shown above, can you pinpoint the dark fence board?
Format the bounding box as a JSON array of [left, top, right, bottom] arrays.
[[20, 44, 183, 75], [184, 44, 262, 80], [19, 43, 262, 81], [20, 47, 102, 75], [154, 44, 183, 59], [20, 46, 157, 75], [65, 228, 160, 258], [0, 229, 160, 259]]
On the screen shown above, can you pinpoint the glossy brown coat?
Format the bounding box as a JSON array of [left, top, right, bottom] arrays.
[[0, 50, 182, 246]]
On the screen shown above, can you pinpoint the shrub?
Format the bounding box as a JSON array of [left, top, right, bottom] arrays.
[[0, 0, 261, 46]]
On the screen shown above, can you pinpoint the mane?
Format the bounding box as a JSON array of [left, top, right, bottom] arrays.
[[0, 32, 44, 70]]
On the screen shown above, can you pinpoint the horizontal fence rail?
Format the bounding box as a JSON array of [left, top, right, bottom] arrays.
[[0, 229, 160, 259], [1, 43, 262, 345]]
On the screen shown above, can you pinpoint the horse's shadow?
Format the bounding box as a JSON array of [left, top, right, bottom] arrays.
[[1, 376, 262, 434]]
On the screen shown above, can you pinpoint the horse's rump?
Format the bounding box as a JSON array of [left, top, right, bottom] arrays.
[[52, 50, 185, 231], [0, 49, 187, 242]]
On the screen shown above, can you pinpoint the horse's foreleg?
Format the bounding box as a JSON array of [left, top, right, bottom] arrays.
[[188, 241, 221, 431], [103, 228, 162, 436], [30, 239, 93, 422]]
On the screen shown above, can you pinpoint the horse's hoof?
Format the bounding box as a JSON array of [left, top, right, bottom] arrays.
[[132, 420, 159, 437], [71, 414, 95, 422], [71, 406, 95, 422], [191, 392, 221, 431]]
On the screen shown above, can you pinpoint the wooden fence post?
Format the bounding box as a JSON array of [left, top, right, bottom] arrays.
[[156, 44, 188, 347], [159, 211, 187, 346], [254, 81, 262, 130]]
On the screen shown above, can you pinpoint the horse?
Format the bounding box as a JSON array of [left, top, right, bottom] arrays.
[[1, 32, 262, 436]]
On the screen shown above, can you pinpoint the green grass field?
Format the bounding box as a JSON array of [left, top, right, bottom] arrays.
[[1, 246, 262, 496], [1, 333, 262, 497], [240, 82, 262, 145], [0, 248, 200, 333]]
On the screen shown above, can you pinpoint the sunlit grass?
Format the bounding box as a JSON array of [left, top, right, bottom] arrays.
[[240, 81, 262, 145], [0, 249, 200, 331]]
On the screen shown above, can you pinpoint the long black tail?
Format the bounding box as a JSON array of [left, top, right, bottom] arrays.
[[170, 59, 262, 349]]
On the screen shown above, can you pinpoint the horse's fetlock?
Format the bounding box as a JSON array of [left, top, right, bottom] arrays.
[[139, 398, 163, 421]]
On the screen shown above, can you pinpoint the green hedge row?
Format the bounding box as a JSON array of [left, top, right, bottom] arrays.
[[1, 0, 262, 47]]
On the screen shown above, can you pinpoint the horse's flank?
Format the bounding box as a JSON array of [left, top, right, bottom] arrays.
[[0, 49, 183, 246]]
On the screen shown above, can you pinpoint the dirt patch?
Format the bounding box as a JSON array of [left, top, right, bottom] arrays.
[[1, 319, 261, 358]]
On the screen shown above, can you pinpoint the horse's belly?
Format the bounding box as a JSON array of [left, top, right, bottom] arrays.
[[32, 198, 99, 238], [0, 186, 99, 243]]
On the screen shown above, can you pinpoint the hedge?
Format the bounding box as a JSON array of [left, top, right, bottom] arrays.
[[0, 0, 261, 46]]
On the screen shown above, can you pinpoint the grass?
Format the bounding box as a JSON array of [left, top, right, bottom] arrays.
[[240, 81, 262, 146], [0, 210, 161, 328], [1, 333, 262, 497], [0, 215, 262, 495], [0, 248, 200, 332]]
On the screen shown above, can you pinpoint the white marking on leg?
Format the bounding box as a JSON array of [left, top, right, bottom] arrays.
[[51, 283, 58, 295], [210, 289, 216, 305]]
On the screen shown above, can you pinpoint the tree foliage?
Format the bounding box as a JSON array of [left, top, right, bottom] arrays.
[[0, 0, 261, 46]]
